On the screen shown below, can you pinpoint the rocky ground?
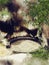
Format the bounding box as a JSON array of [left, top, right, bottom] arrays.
[[0, 39, 41, 56], [0, 0, 49, 65], [0, 53, 49, 65]]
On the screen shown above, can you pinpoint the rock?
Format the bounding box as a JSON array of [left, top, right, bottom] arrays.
[[10, 40, 41, 52], [0, 43, 11, 56], [0, 53, 31, 65], [42, 24, 49, 39]]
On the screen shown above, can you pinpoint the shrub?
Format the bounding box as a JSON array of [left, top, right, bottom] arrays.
[[27, 0, 49, 31]]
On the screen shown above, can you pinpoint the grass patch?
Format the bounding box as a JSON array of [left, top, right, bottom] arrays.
[[31, 47, 49, 60]]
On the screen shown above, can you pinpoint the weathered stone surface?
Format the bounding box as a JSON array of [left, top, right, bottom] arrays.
[[42, 24, 49, 39], [10, 40, 40, 52], [0, 53, 49, 65], [0, 53, 31, 65], [0, 40, 40, 56]]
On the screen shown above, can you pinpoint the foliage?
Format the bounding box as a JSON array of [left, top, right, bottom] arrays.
[[27, 0, 49, 60], [31, 47, 49, 60], [0, 8, 12, 21], [0, 0, 11, 5], [27, 0, 49, 28], [0, 8, 10, 15]]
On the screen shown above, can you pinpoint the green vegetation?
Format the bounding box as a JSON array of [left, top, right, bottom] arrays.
[[27, 0, 49, 31], [0, 0, 11, 5], [0, 8, 12, 21], [0, 0, 12, 20], [31, 47, 49, 60], [32, 48, 49, 60], [0, 0, 11, 10], [0, 8, 11, 15]]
